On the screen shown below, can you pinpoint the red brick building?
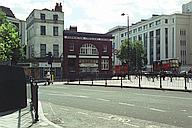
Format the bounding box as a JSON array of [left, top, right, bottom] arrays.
[[63, 26, 112, 80]]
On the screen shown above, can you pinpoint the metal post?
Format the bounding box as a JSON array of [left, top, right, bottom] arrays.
[[139, 73, 141, 88], [34, 82, 39, 122], [51, 63, 53, 84], [121, 76, 123, 88], [121, 13, 130, 80], [185, 74, 187, 90], [92, 79, 93, 86], [160, 74, 162, 89], [105, 79, 107, 87]]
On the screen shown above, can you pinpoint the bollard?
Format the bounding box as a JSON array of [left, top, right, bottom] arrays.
[[139, 74, 141, 88], [105, 79, 107, 87], [170, 76, 172, 82], [34, 82, 39, 122], [121, 76, 123, 88], [92, 79, 93, 86], [184, 75, 187, 90], [160, 75, 162, 89]]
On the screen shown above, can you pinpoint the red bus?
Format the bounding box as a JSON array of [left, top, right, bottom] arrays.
[[153, 58, 179, 72], [113, 64, 128, 77]]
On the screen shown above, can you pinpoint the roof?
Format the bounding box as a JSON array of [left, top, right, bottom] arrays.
[[64, 30, 112, 39], [0, 6, 15, 18]]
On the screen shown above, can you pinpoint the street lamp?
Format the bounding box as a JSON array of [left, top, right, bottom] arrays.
[[121, 13, 130, 80]]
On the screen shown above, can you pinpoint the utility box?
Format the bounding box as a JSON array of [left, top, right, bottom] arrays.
[[0, 65, 27, 114]]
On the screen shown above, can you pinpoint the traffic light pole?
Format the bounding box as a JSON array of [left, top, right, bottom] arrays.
[[47, 52, 53, 83]]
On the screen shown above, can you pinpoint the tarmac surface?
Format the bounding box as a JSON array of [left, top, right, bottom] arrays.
[[0, 79, 191, 128]]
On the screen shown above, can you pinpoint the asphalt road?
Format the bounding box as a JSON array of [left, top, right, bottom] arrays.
[[38, 84, 192, 128]]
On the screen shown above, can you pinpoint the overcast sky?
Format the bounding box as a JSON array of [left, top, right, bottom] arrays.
[[0, 0, 191, 33]]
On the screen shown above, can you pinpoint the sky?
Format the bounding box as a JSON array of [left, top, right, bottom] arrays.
[[0, 0, 191, 33]]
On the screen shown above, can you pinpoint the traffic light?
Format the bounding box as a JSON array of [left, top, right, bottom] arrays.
[[47, 52, 53, 64]]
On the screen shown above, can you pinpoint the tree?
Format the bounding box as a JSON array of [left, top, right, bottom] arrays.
[[0, 11, 23, 65], [117, 39, 147, 71]]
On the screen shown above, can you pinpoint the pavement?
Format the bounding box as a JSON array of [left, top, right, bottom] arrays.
[[0, 79, 191, 128], [0, 100, 61, 128]]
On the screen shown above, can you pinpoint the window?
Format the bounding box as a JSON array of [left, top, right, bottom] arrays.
[[121, 33, 124, 37], [155, 20, 161, 25], [133, 36, 137, 41], [165, 28, 168, 58], [172, 18, 174, 23], [149, 22, 154, 28], [53, 44, 59, 58], [80, 43, 98, 55], [125, 32, 128, 36], [101, 59, 109, 70], [165, 19, 168, 23], [53, 26, 58, 36], [133, 29, 137, 33], [40, 44, 46, 57], [40, 13, 45, 20], [180, 29, 186, 36], [103, 45, 107, 52], [53, 14, 58, 21], [138, 35, 142, 41], [143, 25, 148, 30], [40, 26, 46, 35], [69, 43, 74, 51], [138, 27, 142, 31]]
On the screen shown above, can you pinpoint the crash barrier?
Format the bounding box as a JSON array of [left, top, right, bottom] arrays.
[[66, 72, 192, 92], [0, 65, 27, 115], [29, 78, 39, 122]]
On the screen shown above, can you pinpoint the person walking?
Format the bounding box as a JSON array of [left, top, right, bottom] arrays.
[[46, 71, 51, 85], [188, 67, 192, 81]]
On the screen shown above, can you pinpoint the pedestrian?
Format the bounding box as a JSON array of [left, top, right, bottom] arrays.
[[188, 67, 192, 80], [46, 71, 51, 85]]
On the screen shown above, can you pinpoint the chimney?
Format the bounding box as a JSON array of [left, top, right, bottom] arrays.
[[70, 26, 77, 32], [54, 2, 62, 12]]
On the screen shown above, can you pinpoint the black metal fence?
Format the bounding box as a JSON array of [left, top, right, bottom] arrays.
[[66, 73, 192, 92]]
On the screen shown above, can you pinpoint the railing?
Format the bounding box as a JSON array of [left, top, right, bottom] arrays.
[[66, 73, 192, 92], [29, 77, 39, 122]]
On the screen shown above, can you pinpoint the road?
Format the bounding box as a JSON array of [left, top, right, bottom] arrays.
[[38, 84, 192, 128]]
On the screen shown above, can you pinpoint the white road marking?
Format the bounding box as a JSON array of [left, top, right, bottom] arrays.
[[149, 108, 166, 112], [96, 98, 110, 102], [97, 116, 111, 120], [81, 89, 116, 93], [124, 123, 140, 128], [60, 108, 69, 111], [119, 102, 135, 107], [188, 116, 192, 118], [48, 93, 89, 98], [180, 110, 187, 112], [77, 112, 88, 116], [131, 92, 192, 100], [49, 103, 56, 115]]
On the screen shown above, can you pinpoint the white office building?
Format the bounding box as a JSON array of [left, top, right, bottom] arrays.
[[109, 9, 192, 70], [26, 3, 64, 80]]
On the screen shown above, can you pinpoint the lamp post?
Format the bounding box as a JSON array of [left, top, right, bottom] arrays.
[[121, 13, 130, 79]]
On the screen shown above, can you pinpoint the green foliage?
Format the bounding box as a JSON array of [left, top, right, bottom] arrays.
[[117, 39, 147, 71], [0, 11, 22, 64]]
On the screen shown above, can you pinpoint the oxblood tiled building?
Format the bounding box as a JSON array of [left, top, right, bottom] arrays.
[[64, 26, 112, 80]]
